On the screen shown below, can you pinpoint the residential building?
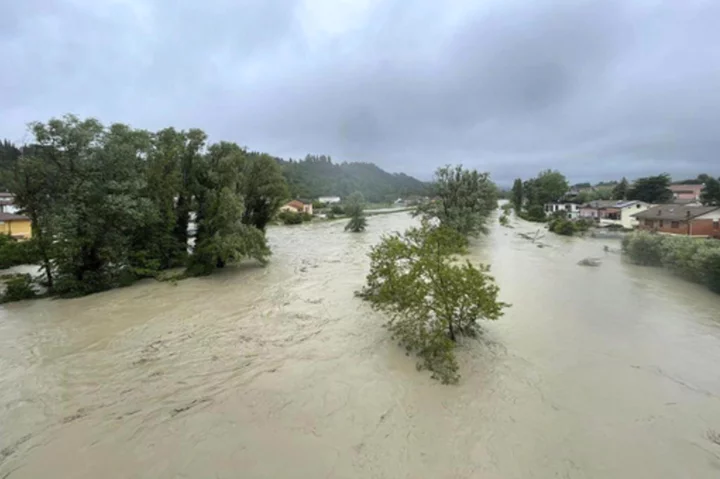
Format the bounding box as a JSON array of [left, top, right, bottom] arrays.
[[669, 184, 704, 201], [280, 200, 313, 215], [317, 196, 341, 204], [634, 205, 720, 237], [543, 203, 580, 219], [0, 212, 32, 239], [0, 192, 19, 214], [598, 200, 651, 229], [579, 200, 622, 220]]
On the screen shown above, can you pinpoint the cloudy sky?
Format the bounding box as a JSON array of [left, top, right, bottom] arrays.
[[2, 0, 719, 184]]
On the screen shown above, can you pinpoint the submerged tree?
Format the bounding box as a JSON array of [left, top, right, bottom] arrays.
[[359, 222, 507, 383], [344, 191, 367, 232], [416, 165, 497, 237], [511, 178, 523, 211]]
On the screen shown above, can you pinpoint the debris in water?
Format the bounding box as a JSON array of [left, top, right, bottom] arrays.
[[577, 258, 602, 267], [708, 429, 720, 446]]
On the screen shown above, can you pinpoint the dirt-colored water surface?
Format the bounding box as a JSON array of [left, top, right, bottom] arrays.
[[2, 212, 720, 478]]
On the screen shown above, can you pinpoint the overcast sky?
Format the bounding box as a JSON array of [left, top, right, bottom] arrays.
[[2, 0, 719, 184]]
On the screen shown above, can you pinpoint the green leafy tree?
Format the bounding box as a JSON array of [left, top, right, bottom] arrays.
[[700, 177, 720, 206], [241, 152, 289, 231], [188, 142, 270, 276], [612, 177, 629, 200], [359, 222, 507, 383], [344, 191, 367, 232], [416, 165, 497, 237], [533, 169, 569, 205], [627, 174, 673, 203], [511, 178, 523, 211]]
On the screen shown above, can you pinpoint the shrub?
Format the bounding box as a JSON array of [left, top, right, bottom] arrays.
[[548, 217, 576, 236], [0, 236, 41, 270], [330, 204, 345, 216], [1, 274, 37, 303], [623, 232, 720, 294], [518, 205, 546, 222], [278, 211, 303, 225], [301, 212, 313, 222]]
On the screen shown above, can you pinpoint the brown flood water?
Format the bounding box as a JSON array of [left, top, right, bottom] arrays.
[[2, 211, 720, 478]]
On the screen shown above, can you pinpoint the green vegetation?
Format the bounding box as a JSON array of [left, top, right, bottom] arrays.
[[344, 192, 367, 232], [359, 222, 507, 383], [622, 232, 720, 294], [612, 177, 629, 200], [2, 114, 289, 299], [511, 178, 523, 211], [548, 216, 592, 236], [513, 170, 568, 222], [0, 236, 40, 270], [360, 165, 506, 383], [701, 177, 720, 206], [0, 274, 37, 303], [626, 174, 672, 203], [277, 211, 311, 225], [279, 155, 427, 203], [415, 165, 497, 237]]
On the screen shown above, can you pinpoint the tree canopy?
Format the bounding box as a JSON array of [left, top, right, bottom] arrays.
[[344, 191, 367, 232], [3, 115, 289, 298], [415, 165, 497, 237], [626, 174, 673, 203], [701, 177, 720, 206]]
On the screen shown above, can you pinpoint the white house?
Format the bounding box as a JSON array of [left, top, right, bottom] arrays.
[[544, 203, 581, 219], [599, 200, 651, 229], [318, 196, 341, 204], [0, 193, 20, 215]]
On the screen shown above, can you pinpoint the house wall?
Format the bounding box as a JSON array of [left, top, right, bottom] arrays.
[[639, 218, 720, 237], [620, 202, 650, 228], [0, 219, 32, 239], [579, 207, 598, 219]]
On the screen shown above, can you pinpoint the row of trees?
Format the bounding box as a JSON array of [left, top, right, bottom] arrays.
[[1, 115, 288, 297], [359, 165, 507, 383]]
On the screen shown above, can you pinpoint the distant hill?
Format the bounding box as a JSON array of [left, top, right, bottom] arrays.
[[278, 155, 427, 203]]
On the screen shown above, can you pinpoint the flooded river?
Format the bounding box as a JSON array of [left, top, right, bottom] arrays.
[[2, 212, 720, 478]]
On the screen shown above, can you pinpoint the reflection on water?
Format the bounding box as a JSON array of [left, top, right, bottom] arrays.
[[2, 212, 720, 478]]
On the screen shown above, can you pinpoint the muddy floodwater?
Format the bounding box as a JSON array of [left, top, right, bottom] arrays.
[[2, 212, 720, 478]]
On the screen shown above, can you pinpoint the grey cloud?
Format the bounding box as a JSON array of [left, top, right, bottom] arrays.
[[2, 0, 719, 184]]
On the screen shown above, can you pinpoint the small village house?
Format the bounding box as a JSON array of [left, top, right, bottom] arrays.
[[317, 196, 341, 204], [579, 200, 621, 220], [0, 212, 32, 239], [669, 184, 704, 201], [634, 205, 720, 237], [544, 203, 580, 219], [599, 200, 651, 229], [280, 200, 313, 215], [0, 192, 20, 214]]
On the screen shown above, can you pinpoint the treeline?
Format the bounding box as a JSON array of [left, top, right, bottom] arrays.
[[1, 115, 288, 298], [279, 155, 427, 203], [359, 166, 507, 383], [510, 171, 720, 220]]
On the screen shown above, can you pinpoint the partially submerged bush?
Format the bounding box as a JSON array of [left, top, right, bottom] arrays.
[[1, 273, 37, 303], [358, 222, 508, 383], [623, 231, 720, 294], [0, 236, 41, 270], [278, 211, 303, 225], [518, 205, 546, 223]]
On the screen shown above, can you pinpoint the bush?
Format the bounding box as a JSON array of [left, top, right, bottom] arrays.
[[0, 236, 41, 270], [548, 217, 576, 236], [623, 232, 720, 294], [278, 211, 303, 225], [330, 204, 345, 215], [518, 205, 546, 222], [301, 212, 313, 222], [498, 214, 510, 226], [1, 274, 37, 303]]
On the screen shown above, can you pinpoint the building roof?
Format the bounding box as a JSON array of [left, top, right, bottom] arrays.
[[0, 212, 28, 221], [582, 200, 622, 209], [285, 200, 306, 210], [669, 184, 703, 192], [0, 192, 14, 198], [633, 205, 719, 220]]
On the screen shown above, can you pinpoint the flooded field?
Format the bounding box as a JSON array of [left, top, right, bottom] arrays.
[[2, 212, 720, 478]]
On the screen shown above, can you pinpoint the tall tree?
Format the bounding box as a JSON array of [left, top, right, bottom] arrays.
[[511, 178, 523, 211], [627, 174, 673, 203], [701, 177, 720, 206], [533, 169, 569, 205], [612, 177, 629, 200], [416, 165, 497, 237], [188, 142, 270, 276], [344, 191, 367, 232], [241, 152, 289, 231], [173, 129, 207, 253]]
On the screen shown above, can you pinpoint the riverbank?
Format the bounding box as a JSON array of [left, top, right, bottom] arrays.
[[2, 212, 720, 478]]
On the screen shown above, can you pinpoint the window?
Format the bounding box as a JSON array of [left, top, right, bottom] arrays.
[[644, 219, 653, 227], [714, 220, 719, 230], [671, 221, 680, 229], [659, 220, 664, 227]]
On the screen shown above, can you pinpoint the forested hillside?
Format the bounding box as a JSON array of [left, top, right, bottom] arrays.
[[278, 155, 427, 202]]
